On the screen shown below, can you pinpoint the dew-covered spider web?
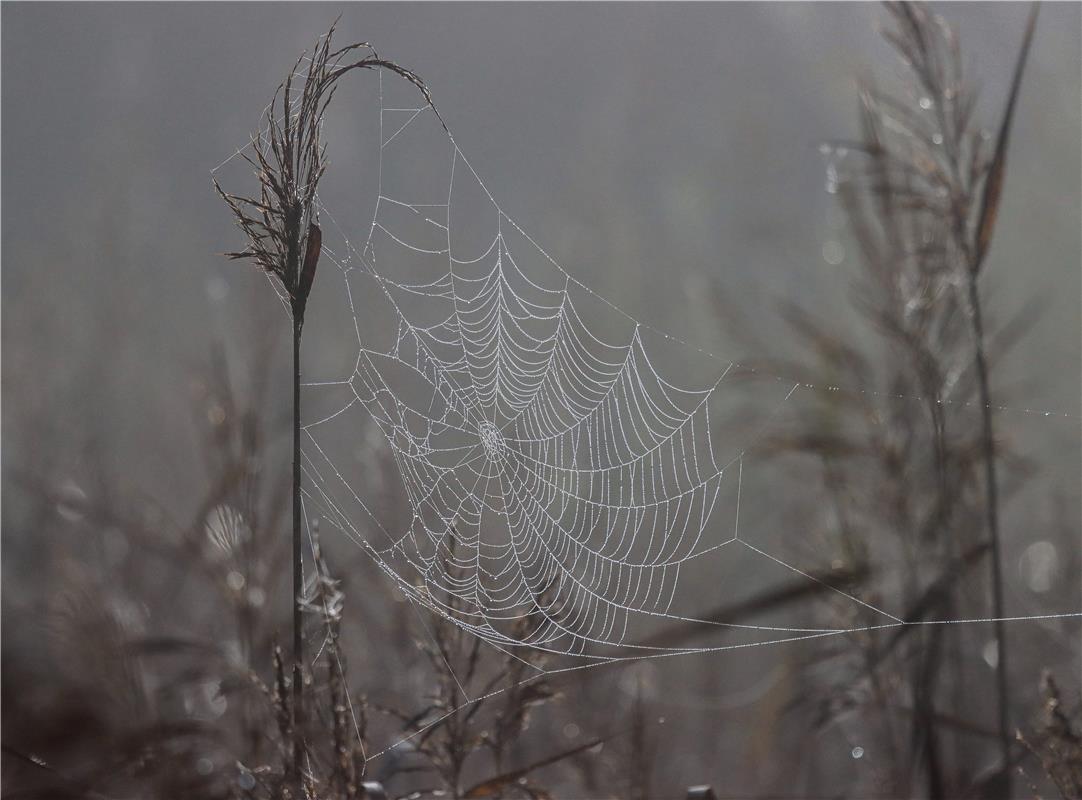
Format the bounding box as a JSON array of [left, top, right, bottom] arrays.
[[214, 61, 1081, 764], [295, 83, 854, 660]]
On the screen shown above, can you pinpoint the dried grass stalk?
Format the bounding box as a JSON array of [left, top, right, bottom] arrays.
[[215, 21, 437, 782]]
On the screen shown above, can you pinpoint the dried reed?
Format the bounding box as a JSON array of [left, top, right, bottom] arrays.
[[762, 3, 1042, 796], [215, 22, 436, 780]]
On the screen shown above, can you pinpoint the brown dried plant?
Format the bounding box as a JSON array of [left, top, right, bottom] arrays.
[[760, 3, 1041, 798], [214, 22, 437, 779]]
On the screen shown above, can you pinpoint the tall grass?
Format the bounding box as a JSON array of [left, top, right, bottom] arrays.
[[214, 24, 435, 781], [763, 3, 1054, 797]]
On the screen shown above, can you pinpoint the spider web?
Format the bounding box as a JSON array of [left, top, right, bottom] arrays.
[[296, 81, 843, 661], [214, 62, 1081, 766]]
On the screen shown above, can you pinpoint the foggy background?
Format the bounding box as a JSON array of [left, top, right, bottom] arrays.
[[3, 3, 1080, 797]]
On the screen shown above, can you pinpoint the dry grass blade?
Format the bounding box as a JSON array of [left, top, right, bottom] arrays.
[[972, 3, 1040, 272]]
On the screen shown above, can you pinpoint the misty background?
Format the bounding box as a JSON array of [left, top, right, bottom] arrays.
[[3, 3, 1080, 796]]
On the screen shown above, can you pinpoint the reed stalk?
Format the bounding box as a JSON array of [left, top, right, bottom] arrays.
[[215, 22, 437, 785]]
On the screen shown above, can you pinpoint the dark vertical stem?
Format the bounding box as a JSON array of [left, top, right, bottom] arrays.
[[292, 309, 304, 781], [966, 274, 1011, 790], [916, 627, 945, 800], [961, 9, 1038, 791]]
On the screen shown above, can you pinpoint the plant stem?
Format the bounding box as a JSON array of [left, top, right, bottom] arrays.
[[292, 309, 304, 780], [966, 273, 1011, 789], [962, 9, 1039, 791]]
